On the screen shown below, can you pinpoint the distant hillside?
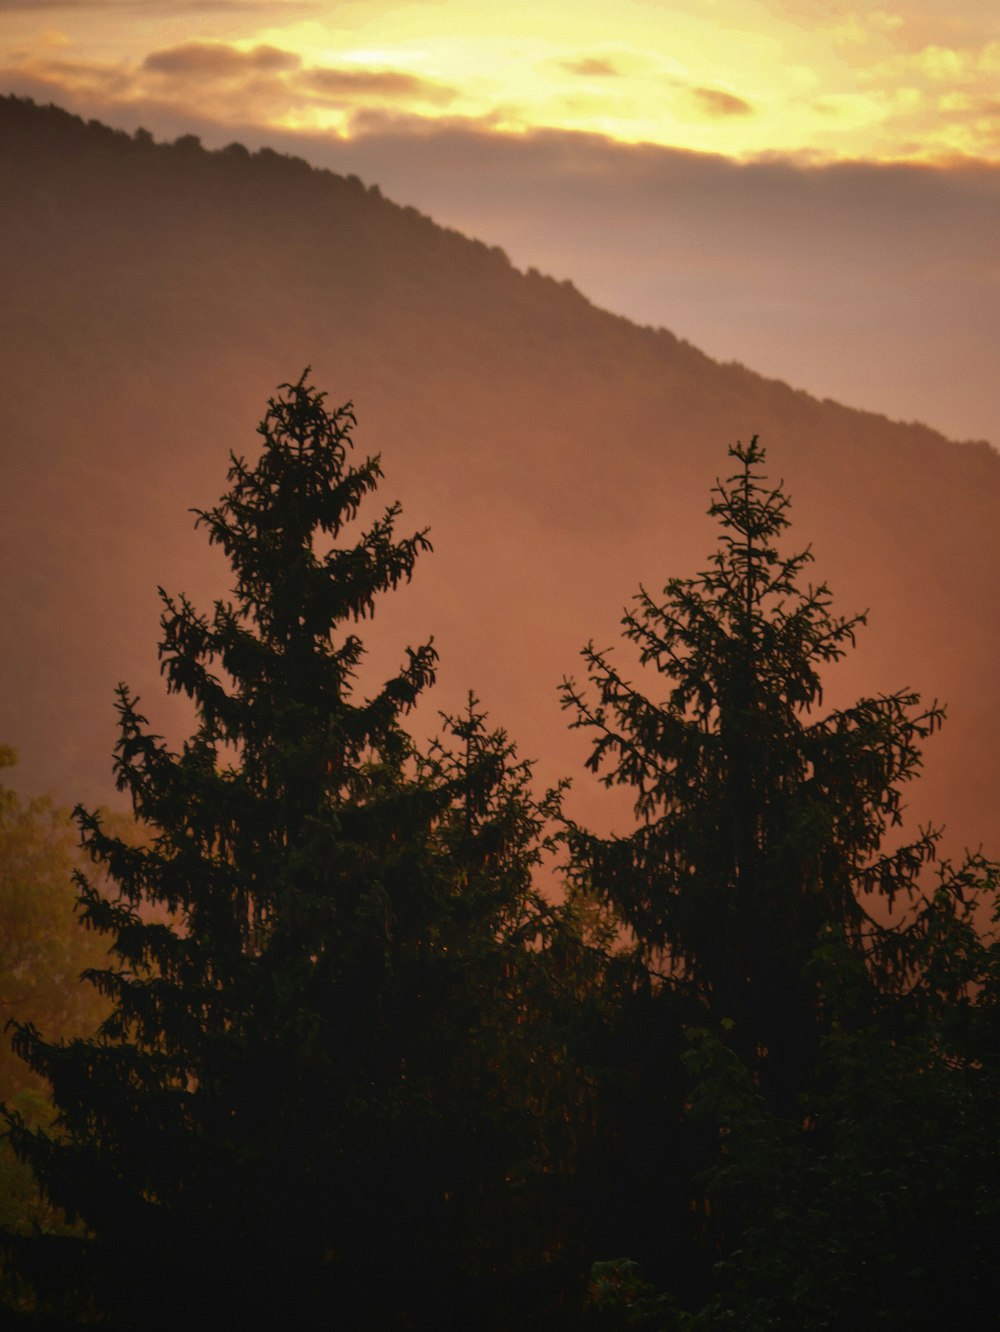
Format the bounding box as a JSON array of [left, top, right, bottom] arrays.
[[1, 95, 998, 855]]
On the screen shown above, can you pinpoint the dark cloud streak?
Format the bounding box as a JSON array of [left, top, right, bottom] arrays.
[[144, 42, 302, 76], [692, 87, 754, 117], [303, 67, 457, 104], [559, 56, 623, 78]]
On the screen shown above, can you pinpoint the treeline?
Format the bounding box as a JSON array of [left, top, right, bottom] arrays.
[[2, 376, 999, 1329]]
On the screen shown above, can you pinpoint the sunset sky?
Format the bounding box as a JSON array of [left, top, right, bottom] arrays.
[[3, 0, 998, 443]]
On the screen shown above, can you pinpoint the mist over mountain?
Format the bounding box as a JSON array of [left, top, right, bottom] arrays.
[[2, 95, 997, 856]]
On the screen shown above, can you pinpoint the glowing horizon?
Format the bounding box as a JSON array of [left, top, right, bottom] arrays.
[[2, 0, 999, 165]]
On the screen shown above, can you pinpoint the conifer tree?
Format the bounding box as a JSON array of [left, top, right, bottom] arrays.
[[561, 438, 946, 1110], [1, 376, 566, 1328], [563, 439, 1000, 1326]]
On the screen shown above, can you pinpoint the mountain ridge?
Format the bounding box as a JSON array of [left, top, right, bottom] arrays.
[[1, 93, 998, 856]]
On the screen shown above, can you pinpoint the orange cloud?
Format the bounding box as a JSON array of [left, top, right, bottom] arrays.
[[6, 56, 132, 96], [1, 41, 459, 134], [559, 56, 623, 78], [143, 42, 302, 76], [303, 67, 457, 105], [692, 87, 754, 118], [136, 41, 457, 112]]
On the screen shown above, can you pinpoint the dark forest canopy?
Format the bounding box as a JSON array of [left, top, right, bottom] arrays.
[[1, 94, 999, 862], [2, 378, 999, 1328]]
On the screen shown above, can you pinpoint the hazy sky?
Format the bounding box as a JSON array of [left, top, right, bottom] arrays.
[[3, 0, 998, 443]]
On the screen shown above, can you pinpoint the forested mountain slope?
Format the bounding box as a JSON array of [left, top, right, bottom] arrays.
[[1, 95, 997, 853]]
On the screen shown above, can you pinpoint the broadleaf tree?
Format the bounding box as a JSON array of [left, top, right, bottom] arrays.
[[0, 749, 110, 1105], [0, 750, 114, 1275]]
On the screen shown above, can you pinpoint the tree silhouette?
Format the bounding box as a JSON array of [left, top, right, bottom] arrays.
[[561, 438, 950, 1109], [563, 438, 1000, 1324], [2, 376, 569, 1328]]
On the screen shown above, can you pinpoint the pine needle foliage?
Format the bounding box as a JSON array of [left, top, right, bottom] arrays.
[[1, 375, 564, 1328], [561, 438, 946, 1107]]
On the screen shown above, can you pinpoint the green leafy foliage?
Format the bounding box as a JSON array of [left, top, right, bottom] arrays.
[[0, 750, 109, 1103], [585, 1257, 692, 1329], [0, 752, 120, 1310]]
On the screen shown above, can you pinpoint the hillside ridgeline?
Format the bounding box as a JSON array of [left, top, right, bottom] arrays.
[[1, 95, 997, 853]]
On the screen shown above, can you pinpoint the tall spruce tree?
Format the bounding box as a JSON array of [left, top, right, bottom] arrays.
[[561, 438, 947, 1111], [1, 376, 567, 1328], [563, 439, 1000, 1327]]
